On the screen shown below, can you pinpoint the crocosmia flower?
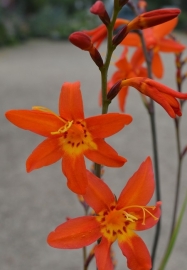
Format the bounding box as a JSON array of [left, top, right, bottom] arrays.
[[108, 48, 147, 112], [47, 157, 161, 270], [5, 81, 132, 194]]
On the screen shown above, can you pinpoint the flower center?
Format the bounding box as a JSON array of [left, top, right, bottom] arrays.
[[96, 204, 158, 242], [54, 120, 97, 155], [32, 106, 97, 155]]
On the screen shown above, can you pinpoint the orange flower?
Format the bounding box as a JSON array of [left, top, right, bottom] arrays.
[[108, 48, 147, 112], [47, 157, 161, 270], [5, 81, 132, 194], [122, 18, 185, 78], [120, 77, 187, 117]]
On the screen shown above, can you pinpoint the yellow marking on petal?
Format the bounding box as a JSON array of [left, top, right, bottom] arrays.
[[57, 120, 97, 156], [32, 106, 66, 123], [96, 203, 159, 243]]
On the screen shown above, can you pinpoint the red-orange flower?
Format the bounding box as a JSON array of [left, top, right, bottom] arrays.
[[107, 48, 147, 112], [120, 77, 187, 117], [5, 81, 132, 194], [48, 157, 161, 270], [122, 18, 185, 78]]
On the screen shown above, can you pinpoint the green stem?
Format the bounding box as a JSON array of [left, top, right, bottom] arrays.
[[149, 102, 161, 267], [138, 30, 161, 268], [169, 118, 182, 238], [94, 5, 121, 177], [168, 61, 183, 241], [94, 5, 121, 268]]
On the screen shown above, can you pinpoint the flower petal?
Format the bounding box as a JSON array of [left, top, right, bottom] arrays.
[[94, 237, 113, 270], [118, 232, 151, 270], [84, 138, 127, 167], [5, 110, 62, 137], [159, 38, 185, 53], [47, 216, 101, 249], [62, 153, 88, 194], [59, 81, 84, 120], [152, 52, 163, 79], [117, 157, 154, 209], [118, 86, 129, 112], [26, 138, 62, 172], [121, 32, 140, 46], [153, 17, 178, 39], [134, 201, 162, 231], [83, 170, 115, 213], [131, 48, 145, 67], [85, 113, 132, 138]]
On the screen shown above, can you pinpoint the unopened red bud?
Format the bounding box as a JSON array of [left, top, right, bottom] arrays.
[[107, 80, 122, 100], [90, 1, 110, 25], [69, 31, 93, 51], [89, 47, 103, 68], [112, 25, 128, 46], [127, 8, 181, 32]]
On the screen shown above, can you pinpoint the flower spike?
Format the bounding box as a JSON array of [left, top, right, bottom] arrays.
[[5, 81, 132, 194], [48, 157, 161, 270]]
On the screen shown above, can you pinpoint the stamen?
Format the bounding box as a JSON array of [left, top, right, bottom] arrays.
[[124, 205, 158, 225], [32, 106, 67, 123], [124, 211, 138, 222], [51, 121, 73, 135]]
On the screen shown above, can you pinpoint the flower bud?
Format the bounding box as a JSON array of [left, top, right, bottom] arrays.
[[90, 1, 110, 25], [69, 31, 93, 51], [107, 80, 122, 100], [89, 47, 104, 68], [112, 25, 128, 46], [127, 8, 181, 32]]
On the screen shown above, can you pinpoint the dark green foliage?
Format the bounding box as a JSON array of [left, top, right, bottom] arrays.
[[0, 0, 186, 46]]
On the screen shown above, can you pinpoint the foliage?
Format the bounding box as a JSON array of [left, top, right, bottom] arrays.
[[0, 0, 100, 46]]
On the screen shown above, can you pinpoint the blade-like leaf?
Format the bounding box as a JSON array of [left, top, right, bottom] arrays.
[[159, 191, 187, 270]]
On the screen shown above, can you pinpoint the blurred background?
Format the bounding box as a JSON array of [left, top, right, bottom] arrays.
[[0, 0, 187, 47], [1, 1, 187, 270]]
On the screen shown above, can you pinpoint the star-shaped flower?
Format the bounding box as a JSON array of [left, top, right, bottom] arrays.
[[48, 157, 161, 270], [5, 81, 132, 194]]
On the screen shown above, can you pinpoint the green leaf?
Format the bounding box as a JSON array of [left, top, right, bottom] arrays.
[[159, 191, 187, 270]]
